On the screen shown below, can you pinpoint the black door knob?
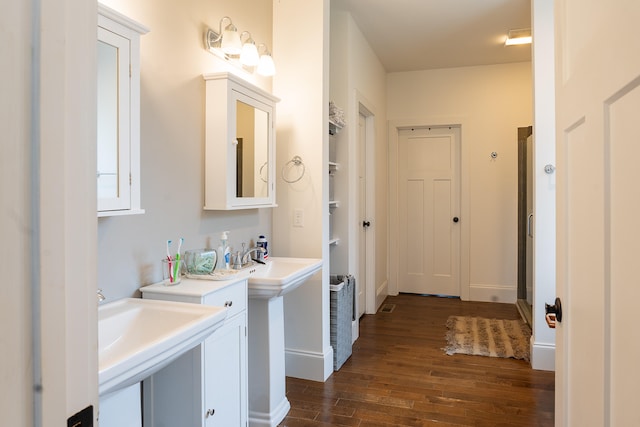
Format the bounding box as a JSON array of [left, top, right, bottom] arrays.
[[545, 298, 562, 321], [362, 221, 371, 228], [453, 217, 459, 223]]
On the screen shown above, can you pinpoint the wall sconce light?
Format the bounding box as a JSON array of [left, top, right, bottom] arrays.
[[205, 17, 276, 77], [205, 16, 242, 54], [505, 28, 532, 46], [240, 31, 259, 66], [257, 43, 276, 76]]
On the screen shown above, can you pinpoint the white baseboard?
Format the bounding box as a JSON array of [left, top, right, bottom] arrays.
[[284, 345, 333, 382], [352, 319, 359, 344], [531, 339, 555, 371], [468, 283, 517, 303]]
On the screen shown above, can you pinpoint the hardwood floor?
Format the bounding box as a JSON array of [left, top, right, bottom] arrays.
[[279, 294, 555, 427]]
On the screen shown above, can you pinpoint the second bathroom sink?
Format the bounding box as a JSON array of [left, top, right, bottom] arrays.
[[98, 298, 227, 397], [247, 257, 322, 299]]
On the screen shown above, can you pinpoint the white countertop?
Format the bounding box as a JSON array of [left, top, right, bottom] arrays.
[[140, 275, 248, 298]]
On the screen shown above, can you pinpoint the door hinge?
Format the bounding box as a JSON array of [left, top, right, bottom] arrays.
[[129, 173, 132, 186]]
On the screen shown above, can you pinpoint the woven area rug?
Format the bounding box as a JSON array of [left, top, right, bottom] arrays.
[[444, 316, 531, 361]]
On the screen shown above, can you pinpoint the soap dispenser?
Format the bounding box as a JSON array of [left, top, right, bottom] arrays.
[[217, 231, 230, 271]]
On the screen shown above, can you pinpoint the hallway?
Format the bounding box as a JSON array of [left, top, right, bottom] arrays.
[[280, 294, 554, 426]]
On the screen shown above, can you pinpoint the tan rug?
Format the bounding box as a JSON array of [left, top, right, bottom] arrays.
[[444, 316, 531, 361]]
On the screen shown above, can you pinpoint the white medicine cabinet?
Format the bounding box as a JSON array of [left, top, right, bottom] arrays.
[[97, 3, 148, 217], [203, 72, 279, 210]]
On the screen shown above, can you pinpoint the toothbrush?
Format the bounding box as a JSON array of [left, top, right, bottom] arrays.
[[166, 240, 173, 281], [173, 237, 183, 279]]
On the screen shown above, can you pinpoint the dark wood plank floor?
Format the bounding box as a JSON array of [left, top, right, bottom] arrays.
[[279, 293, 555, 427]]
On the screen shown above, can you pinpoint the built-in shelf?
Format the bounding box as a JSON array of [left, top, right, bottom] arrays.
[[329, 120, 344, 135]]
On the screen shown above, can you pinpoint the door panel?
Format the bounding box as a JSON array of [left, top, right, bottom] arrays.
[[555, 0, 640, 424], [398, 127, 460, 296], [358, 113, 366, 318]]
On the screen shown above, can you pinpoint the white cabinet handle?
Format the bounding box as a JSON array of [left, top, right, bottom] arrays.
[[206, 408, 215, 418]]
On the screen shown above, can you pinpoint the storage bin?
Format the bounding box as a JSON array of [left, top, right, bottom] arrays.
[[330, 274, 354, 370]]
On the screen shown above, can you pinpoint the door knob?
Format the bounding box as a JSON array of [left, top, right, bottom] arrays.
[[452, 217, 459, 223], [545, 297, 562, 328], [362, 221, 371, 228]]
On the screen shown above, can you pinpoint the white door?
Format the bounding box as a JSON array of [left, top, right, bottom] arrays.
[[358, 113, 367, 318], [397, 126, 460, 296], [555, 0, 640, 425]]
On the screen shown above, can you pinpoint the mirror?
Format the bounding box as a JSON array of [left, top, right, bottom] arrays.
[[97, 40, 119, 200], [235, 100, 269, 198]]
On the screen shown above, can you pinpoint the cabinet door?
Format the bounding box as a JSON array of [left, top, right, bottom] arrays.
[[203, 313, 247, 426]]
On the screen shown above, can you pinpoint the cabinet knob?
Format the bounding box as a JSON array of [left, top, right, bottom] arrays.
[[206, 408, 215, 418], [224, 300, 233, 307]]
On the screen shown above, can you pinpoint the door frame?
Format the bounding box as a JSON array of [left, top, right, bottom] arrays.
[[349, 91, 379, 315], [388, 117, 470, 300]]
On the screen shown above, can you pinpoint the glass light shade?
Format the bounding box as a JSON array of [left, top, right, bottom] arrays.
[[257, 53, 276, 76], [505, 35, 532, 46], [221, 24, 242, 55], [240, 42, 260, 66]]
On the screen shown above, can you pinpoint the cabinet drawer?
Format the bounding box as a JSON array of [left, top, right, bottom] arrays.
[[203, 280, 247, 318]]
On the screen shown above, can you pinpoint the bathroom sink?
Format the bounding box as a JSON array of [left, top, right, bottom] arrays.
[[98, 298, 226, 397], [247, 257, 323, 299]]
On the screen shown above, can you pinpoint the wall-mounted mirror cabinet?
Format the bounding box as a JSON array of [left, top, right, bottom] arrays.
[[203, 72, 279, 210], [97, 4, 148, 217]]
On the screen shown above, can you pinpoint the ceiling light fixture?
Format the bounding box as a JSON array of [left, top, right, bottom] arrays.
[[505, 28, 532, 46], [204, 17, 275, 77]]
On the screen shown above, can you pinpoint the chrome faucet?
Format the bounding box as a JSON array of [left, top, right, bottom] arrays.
[[231, 244, 266, 270], [97, 289, 105, 303], [242, 246, 266, 264]]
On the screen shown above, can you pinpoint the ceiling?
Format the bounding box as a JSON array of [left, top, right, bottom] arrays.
[[332, 0, 532, 73]]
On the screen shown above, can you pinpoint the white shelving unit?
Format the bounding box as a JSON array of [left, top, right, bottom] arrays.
[[328, 119, 343, 249]]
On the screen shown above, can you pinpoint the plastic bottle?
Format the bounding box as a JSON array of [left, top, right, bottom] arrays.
[[217, 231, 230, 270], [257, 235, 268, 261]]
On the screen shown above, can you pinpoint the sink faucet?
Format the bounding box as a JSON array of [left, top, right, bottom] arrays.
[[97, 289, 105, 303], [231, 245, 266, 270], [242, 246, 266, 264]]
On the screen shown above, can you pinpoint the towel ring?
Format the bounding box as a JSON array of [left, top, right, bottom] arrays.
[[281, 155, 305, 184], [259, 162, 268, 183]]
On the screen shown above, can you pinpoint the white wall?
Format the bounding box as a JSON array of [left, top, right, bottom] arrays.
[[329, 8, 388, 312], [387, 62, 533, 302], [2, 0, 99, 424], [2, 3, 36, 424], [273, 0, 334, 381], [96, 0, 274, 301], [531, 0, 556, 371]]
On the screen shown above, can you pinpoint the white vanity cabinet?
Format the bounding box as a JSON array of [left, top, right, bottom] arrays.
[[141, 279, 247, 426], [203, 72, 280, 210]]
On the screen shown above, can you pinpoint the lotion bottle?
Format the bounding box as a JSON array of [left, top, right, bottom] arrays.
[[217, 231, 230, 271]]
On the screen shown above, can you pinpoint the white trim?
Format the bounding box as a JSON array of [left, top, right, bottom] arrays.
[[284, 346, 333, 382], [531, 338, 555, 371], [468, 284, 517, 303]]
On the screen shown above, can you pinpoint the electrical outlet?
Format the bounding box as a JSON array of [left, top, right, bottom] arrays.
[[67, 405, 93, 427], [293, 208, 304, 227]]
